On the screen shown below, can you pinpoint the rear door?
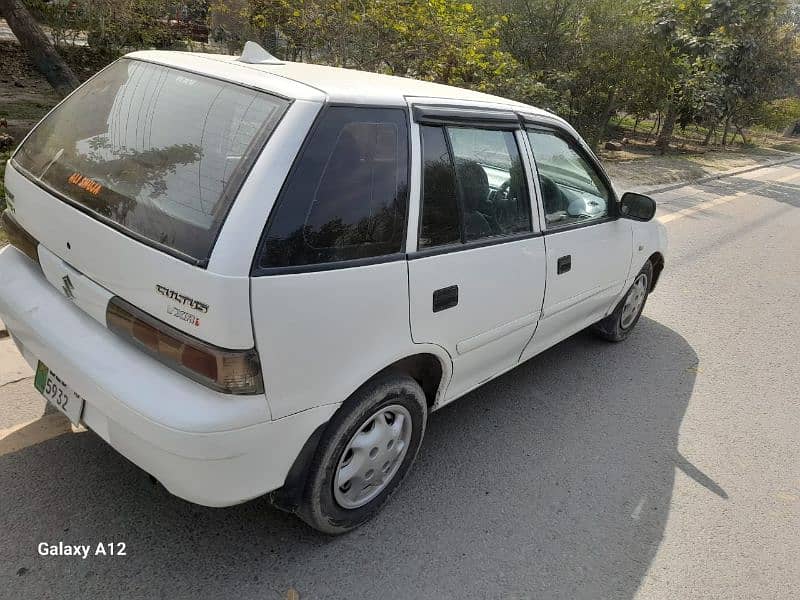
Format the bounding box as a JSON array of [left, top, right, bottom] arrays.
[[520, 124, 632, 361], [250, 106, 413, 419], [406, 107, 546, 404]]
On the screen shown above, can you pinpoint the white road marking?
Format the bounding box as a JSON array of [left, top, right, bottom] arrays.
[[658, 168, 800, 225]]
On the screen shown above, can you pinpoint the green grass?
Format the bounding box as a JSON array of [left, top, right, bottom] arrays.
[[0, 99, 57, 121]]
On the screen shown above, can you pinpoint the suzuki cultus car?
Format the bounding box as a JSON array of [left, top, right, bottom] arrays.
[[0, 43, 666, 533]]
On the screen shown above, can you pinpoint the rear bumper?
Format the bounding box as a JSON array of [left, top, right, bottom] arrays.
[[0, 246, 336, 506]]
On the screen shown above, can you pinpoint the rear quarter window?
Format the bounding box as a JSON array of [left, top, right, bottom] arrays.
[[256, 106, 410, 271], [12, 59, 289, 264]]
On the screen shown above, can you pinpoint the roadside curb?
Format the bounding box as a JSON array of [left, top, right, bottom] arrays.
[[639, 154, 800, 196], [0, 335, 32, 385]]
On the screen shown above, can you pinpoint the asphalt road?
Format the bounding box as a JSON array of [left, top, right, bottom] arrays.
[[1, 161, 799, 599]]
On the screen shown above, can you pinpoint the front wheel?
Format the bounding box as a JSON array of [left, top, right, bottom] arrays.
[[593, 261, 653, 342], [297, 373, 427, 534]]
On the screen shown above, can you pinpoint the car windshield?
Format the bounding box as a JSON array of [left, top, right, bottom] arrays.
[[12, 59, 289, 264]]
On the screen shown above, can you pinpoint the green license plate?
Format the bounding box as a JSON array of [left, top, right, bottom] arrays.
[[34, 361, 85, 424]]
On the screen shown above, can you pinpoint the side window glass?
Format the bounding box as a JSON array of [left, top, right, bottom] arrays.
[[447, 127, 531, 242], [526, 129, 611, 228], [260, 107, 409, 269], [419, 126, 460, 248]]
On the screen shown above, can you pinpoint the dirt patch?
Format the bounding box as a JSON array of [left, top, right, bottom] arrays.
[[772, 141, 800, 153], [0, 42, 56, 97], [0, 42, 60, 143], [595, 118, 800, 190], [602, 147, 798, 191]]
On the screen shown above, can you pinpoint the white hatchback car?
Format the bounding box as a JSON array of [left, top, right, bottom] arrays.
[[0, 43, 666, 533]]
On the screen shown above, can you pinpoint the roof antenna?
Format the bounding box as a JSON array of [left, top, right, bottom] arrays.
[[237, 41, 285, 65]]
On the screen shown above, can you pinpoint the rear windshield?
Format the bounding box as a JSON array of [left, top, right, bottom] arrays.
[[13, 58, 289, 264]]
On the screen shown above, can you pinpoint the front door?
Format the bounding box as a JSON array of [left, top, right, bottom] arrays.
[[407, 116, 546, 404], [521, 125, 632, 361]]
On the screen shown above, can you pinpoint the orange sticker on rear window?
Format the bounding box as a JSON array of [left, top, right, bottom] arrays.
[[67, 172, 103, 196]]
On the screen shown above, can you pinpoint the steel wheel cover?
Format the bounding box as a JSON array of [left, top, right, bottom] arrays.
[[620, 273, 648, 329], [333, 405, 413, 510]]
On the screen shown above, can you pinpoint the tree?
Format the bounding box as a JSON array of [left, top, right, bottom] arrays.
[[175, 0, 800, 148], [707, 0, 800, 142], [571, 0, 654, 146], [244, 0, 533, 98], [495, 0, 582, 73], [0, 0, 79, 95], [496, 0, 661, 144], [646, 0, 711, 153], [646, 0, 800, 152]]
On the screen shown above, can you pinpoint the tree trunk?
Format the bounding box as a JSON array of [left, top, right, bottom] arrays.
[[702, 121, 717, 146], [646, 111, 662, 143], [721, 113, 732, 146], [590, 88, 617, 149], [632, 116, 641, 139], [0, 0, 79, 96], [734, 124, 749, 146], [655, 104, 677, 155]]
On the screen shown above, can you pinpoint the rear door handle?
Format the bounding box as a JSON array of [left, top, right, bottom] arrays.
[[433, 285, 459, 312], [557, 255, 571, 274]]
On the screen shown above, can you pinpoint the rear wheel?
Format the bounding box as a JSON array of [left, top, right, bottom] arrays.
[[593, 260, 653, 342], [297, 373, 427, 534]]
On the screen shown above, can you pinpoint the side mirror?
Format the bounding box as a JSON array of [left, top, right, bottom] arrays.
[[620, 192, 656, 222]]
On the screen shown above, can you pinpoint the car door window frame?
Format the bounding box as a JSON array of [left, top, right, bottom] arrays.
[[522, 119, 620, 234], [251, 102, 412, 276], [409, 105, 540, 259]]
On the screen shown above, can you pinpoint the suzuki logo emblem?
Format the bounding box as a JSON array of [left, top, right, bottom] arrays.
[[62, 275, 75, 301]]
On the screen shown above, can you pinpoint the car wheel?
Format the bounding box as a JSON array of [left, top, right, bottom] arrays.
[[593, 260, 653, 342], [297, 373, 427, 534]]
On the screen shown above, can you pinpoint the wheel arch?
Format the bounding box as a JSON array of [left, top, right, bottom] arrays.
[[367, 352, 449, 409], [648, 251, 665, 291], [269, 349, 451, 514]]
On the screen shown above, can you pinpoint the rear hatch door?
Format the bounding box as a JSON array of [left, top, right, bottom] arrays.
[[5, 57, 291, 349]]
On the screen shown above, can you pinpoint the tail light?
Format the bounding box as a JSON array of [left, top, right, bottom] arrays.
[[106, 296, 264, 395], [2, 210, 40, 265]]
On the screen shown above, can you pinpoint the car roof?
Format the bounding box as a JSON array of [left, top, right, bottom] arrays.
[[126, 50, 557, 121]]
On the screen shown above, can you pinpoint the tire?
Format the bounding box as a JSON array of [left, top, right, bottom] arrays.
[[593, 260, 653, 342], [297, 373, 427, 534]]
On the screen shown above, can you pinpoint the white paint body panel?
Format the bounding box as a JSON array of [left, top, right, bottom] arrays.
[[520, 220, 633, 361], [604, 218, 668, 311], [408, 238, 547, 404], [127, 50, 327, 102], [38, 244, 114, 326], [250, 261, 452, 420]]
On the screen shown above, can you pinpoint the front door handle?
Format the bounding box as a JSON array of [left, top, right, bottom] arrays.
[[433, 285, 459, 312], [557, 255, 571, 274]]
